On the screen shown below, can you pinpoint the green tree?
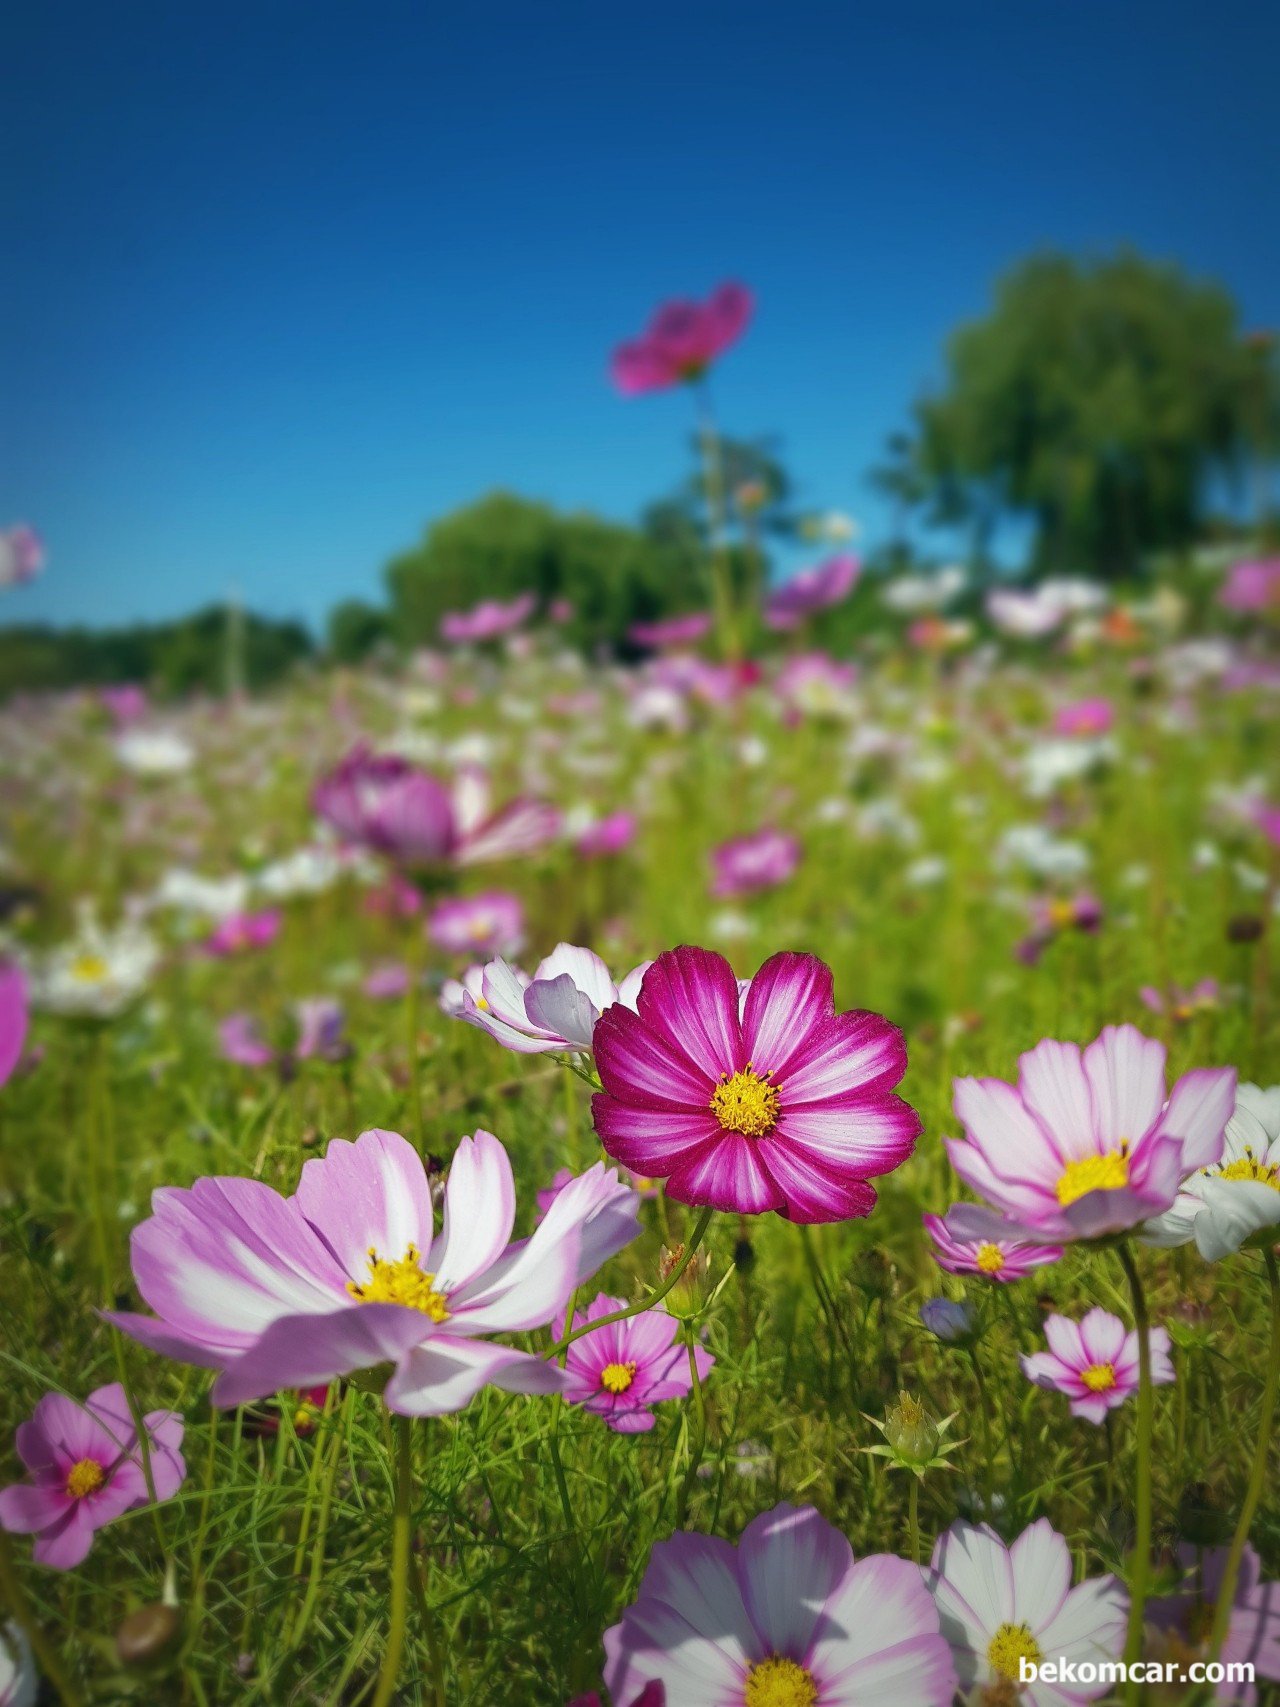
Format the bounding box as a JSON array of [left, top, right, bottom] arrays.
[[328, 599, 391, 664], [901, 250, 1273, 578], [384, 491, 700, 652]]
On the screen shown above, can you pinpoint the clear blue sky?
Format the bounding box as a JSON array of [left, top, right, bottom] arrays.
[[4, 0, 1277, 634]]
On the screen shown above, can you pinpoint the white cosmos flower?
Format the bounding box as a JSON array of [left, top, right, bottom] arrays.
[[153, 868, 252, 921], [114, 729, 195, 777], [1143, 1084, 1280, 1260], [27, 908, 160, 1018], [450, 944, 650, 1057], [996, 824, 1091, 881], [1021, 737, 1115, 800], [927, 1519, 1127, 1707], [882, 563, 967, 613]]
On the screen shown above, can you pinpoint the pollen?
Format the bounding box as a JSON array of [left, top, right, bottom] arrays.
[[976, 1242, 1006, 1274], [66, 1458, 106, 1499], [346, 1244, 450, 1320], [1057, 1146, 1129, 1206], [600, 1361, 637, 1394], [710, 1066, 781, 1138], [987, 1622, 1042, 1680], [1080, 1362, 1117, 1392], [70, 954, 109, 984], [743, 1655, 819, 1707], [1216, 1151, 1280, 1191]]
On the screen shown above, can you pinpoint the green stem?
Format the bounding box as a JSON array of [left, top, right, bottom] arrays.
[[548, 1206, 715, 1356], [406, 959, 425, 1153], [1207, 1249, 1280, 1662], [969, 1346, 997, 1518], [907, 1475, 921, 1566], [693, 382, 738, 662], [674, 1328, 708, 1527], [1117, 1242, 1153, 1697], [371, 1414, 414, 1707]]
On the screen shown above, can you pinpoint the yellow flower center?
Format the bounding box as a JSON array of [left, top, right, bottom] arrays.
[[1216, 1153, 1280, 1191], [346, 1244, 450, 1320], [1047, 899, 1075, 930], [1080, 1362, 1117, 1392], [743, 1655, 819, 1707], [987, 1622, 1042, 1680], [600, 1361, 637, 1394], [1057, 1146, 1129, 1206], [976, 1242, 1006, 1275], [70, 954, 109, 984], [66, 1458, 106, 1499], [710, 1066, 781, 1138]]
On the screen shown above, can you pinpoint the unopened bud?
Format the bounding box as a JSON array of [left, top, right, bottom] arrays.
[[883, 1392, 940, 1466], [115, 1602, 182, 1667]]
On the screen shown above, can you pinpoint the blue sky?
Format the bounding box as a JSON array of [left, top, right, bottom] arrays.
[[4, 1, 1277, 634]]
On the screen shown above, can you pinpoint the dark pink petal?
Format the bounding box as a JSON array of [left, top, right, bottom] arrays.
[[739, 952, 833, 1075], [634, 946, 744, 1082], [0, 1481, 70, 1533], [0, 964, 27, 1088], [752, 1138, 879, 1223], [591, 1097, 723, 1174], [594, 1004, 716, 1110], [665, 1133, 786, 1215], [775, 1094, 921, 1176], [779, 1011, 909, 1104]]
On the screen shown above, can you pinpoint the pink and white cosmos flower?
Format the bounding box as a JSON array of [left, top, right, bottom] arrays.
[[763, 554, 859, 631], [592, 947, 920, 1224], [605, 1502, 956, 1707], [710, 829, 801, 899], [560, 1295, 714, 1433], [450, 944, 651, 1058], [922, 1205, 1061, 1284], [427, 891, 525, 959], [1020, 1307, 1174, 1425], [927, 1519, 1127, 1705], [439, 593, 536, 645], [0, 526, 44, 589], [313, 746, 559, 870], [0, 1384, 184, 1570], [948, 1024, 1236, 1242], [108, 1129, 639, 1416]]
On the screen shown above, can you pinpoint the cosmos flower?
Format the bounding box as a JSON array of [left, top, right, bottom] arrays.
[[1219, 559, 1280, 615], [987, 586, 1069, 639], [627, 613, 714, 651], [918, 1299, 975, 1343], [592, 946, 920, 1223], [1143, 1083, 1280, 1259], [710, 829, 801, 899], [427, 891, 525, 959], [569, 1687, 663, 1707], [439, 594, 536, 645], [25, 909, 160, 1020], [922, 1206, 1061, 1284], [0, 1384, 185, 1570], [1020, 1307, 1174, 1425], [202, 909, 282, 957], [927, 1519, 1127, 1705], [313, 747, 560, 870], [947, 1024, 1236, 1241], [575, 812, 637, 859], [0, 526, 44, 589], [773, 652, 858, 718], [107, 1129, 639, 1415], [1147, 1544, 1280, 1704], [99, 684, 149, 727], [114, 729, 195, 777], [605, 1502, 956, 1706], [763, 555, 859, 631], [1137, 978, 1220, 1024], [881, 566, 966, 614], [0, 965, 28, 1089], [1052, 697, 1114, 737], [218, 999, 347, 1073], [559, 1295, 714, 1433], [450, 944, 650, 1057], [611, 283, 753, 395]]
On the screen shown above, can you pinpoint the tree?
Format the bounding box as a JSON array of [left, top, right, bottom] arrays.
[[384, 491, 700, 652], [328, 599, 390, 664], [900, 250, 1273, 579]]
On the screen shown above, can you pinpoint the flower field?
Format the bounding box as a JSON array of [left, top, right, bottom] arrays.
[[1, 564, 1279, 1706]]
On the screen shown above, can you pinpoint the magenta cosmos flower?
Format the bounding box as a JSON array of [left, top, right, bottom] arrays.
[[710, 829, 801, 899], [628, 613, 714, 651], [575, 811, 637, 859], [107, 1129, 638, 1415], [439, 593, 536, 645], [763, 554, 859, 631], [427, 890, 525, 959], [0, 965, 28, 1089], [592, 947, 920, 1223], [948, 1024, 1236, 1241], [606, 1502, 955, 1706], [1219, 558, 1280, 615], [559, 1295, 714, 1433], [313, 746, 559, 870], [1053, 697, 1114, 737], [927, 1519, 1127, 1705], [1021, 1306, 1174, 1425], [0, 1384, 184, 1570], [922, 1205, 1061, 1284], [1149, 1545, 1280, 1704], [611, 283, 753, 396], [202, 909, 282, 957]]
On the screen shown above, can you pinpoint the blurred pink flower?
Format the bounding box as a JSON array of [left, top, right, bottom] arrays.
[[1053, 697, 1114, 736], [99, 684, 149, 727], [363, 962, 411, 1000], [0, 965, 28, 1090], [764, 555, 859, 631], [428, 891, 525, 959], [628, 613, 713, 650], [710, 829, 800, 898], [611, 283, 753, 395], [439, 594, 536, 645], [1220, 558, 1280, 614], [202, 910, 282, 958], [0, 526, 44, 589], [576, 812, 637, 858], [1138, 978, 1220, 1022]]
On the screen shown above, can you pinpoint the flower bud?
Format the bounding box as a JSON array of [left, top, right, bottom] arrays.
[[115, 1602, 182, 1667], [883, 1392, 939, 1466], [919, 1298, 975, 1344]]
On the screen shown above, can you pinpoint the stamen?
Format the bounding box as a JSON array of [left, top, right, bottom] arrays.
[[1057, 1145, 1129, 1206], [743, 1655, 819, 1707], [987, 1622, 1042, 1680], [66, 1458, 106, 1499], [1080, 1362, 1117, 1392], [600, 1361, 637, 1394], [975, 1242, 1005, 1275], [710, 1065, 781, 1138], [346, 1243, 450, 1320]]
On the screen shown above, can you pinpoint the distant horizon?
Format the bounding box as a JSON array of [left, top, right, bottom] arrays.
[[5, 0, 1277, 636]]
